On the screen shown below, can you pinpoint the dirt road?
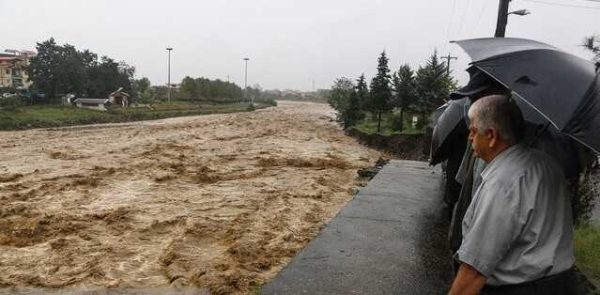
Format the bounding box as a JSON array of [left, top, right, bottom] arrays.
[[0, 101, 381, 294]]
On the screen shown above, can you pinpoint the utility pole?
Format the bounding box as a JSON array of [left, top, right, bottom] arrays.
[[441, 53, 457, 76], [243, 57, 250, 104], [495, 0, 511, 37], [166, 47, 173, 104]]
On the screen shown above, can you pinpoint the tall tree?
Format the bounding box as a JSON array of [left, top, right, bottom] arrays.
[[346, 85, 363, 128], [583, 35, 600, 67], [28, 38, 134, 99], [369, 51, 393, 132], [132, 77, 152, 102], [57, 44, 89, 95], [134, 77, 151, 97], [414, 50, 454, 124], [355, 74, 369, 111], [180, 76, 199, 99], [328, 77, 359, 128], [86, 56, 134, 97], [28, 38, 72, 98], [392, 64, 417, 128]]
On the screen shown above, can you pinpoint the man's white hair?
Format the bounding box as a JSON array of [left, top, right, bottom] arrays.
[[467, 94, 525, 145]]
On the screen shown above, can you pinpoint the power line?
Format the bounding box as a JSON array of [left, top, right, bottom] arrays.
[[470, 0, 492, 36], [457, 0, 473, 38], [441, 54, 458, 76], [522, 0, 600, 9], [445, 0, 459, 51]]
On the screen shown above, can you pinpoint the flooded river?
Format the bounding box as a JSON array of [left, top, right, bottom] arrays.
[[0, 101, 381, 294]]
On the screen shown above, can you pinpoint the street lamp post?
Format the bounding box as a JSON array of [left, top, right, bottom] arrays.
[[495, 0, 531, 37], [166, 47, 173, 104], [508, 9, 530, 16], [243, 57, 250, 105]]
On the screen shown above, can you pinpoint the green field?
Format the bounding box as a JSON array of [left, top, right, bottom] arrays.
[[0, 102, 271, 131]]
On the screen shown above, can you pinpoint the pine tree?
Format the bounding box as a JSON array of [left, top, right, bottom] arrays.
[[369, 51, 393, 132], [392, 64, 417, 129], [355, 74, 369, 111], [414, 50, 454, 125], [345, 87, 362, 128]]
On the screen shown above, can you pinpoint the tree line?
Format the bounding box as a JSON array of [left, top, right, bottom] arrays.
[[328, 50, 456, 132], [179, 76, 243, 102], [162, 78, 275, 106], [23, 38, 259, 105], [27, 38, 135, 100]]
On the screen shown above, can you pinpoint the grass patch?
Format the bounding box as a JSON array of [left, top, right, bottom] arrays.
[[575, 223, 600, 283], [0, 102, 271, 131], [353, 112, 425, 135], [353, 114, 395, 135]]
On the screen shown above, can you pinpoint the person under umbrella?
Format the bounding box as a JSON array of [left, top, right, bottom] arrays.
[[449, 95, 577, 294], [446, 37, 599, 294], [430, 97, 469, 207]]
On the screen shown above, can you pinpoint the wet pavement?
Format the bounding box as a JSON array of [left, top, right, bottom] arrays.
[[261, 160, 453, 295]]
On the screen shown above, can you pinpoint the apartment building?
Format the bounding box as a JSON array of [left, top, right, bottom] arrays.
[[0, 50, 35, 89]]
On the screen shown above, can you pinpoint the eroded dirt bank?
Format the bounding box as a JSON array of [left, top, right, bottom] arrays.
[[0, 101, 381, 294]]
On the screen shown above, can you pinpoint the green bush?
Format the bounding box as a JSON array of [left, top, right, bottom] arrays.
[[0, 87, 16, 94], [0, 103, 272, 130], [0, 95, 25, 109], [391, 113, 403, 131], [253, 98, 277, 106]]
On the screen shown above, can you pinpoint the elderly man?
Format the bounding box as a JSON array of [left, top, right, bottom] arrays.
[[448, 95, 576, 295]]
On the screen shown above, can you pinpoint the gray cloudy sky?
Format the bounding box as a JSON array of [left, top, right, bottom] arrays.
[[1, 0, 599, 91]]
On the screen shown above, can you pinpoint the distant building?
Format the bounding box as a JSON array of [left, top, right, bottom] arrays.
[[109, 87, 130, 107], [71, 87, 130, 111], [0, 50, 36, 89], [73, 98, 111, 111]]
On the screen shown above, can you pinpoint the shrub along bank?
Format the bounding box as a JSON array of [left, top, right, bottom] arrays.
[[0, 102, 273, 131]]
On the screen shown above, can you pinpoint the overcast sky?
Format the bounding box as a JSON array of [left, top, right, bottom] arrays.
[[1, 0, 599, 91]]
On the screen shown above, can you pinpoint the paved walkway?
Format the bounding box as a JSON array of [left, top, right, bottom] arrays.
[[262, 160, 453, 295]]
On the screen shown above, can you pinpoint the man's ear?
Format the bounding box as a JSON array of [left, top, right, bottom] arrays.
[[487, 128, 498, 148]]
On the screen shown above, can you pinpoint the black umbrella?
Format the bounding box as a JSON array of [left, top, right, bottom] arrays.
[[453, 37, 600, 153], [430, 97, 469, 165]]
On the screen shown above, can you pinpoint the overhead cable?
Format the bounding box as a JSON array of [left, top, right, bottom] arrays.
[[457, 0, 473, 38], [522, 0, 600, 10], [470, 0, 492, 36]]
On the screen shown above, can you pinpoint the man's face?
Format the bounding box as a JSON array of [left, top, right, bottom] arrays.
[[468, 117, 492, 161]]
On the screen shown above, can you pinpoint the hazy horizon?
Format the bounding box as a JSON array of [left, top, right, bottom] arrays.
[[1, 0, 599, 91]]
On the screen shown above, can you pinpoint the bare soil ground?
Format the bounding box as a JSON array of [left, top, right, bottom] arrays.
[[0, 101, 381, 294]]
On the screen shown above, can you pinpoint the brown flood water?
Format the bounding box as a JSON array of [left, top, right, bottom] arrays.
[[0, 101, 381, 294]]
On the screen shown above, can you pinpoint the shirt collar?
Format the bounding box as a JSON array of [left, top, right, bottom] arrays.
[[480, 144, 522, 181]]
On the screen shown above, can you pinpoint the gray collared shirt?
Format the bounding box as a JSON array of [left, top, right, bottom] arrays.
[[457, 144, 574, 286]]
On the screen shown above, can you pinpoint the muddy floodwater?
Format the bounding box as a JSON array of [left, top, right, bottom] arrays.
[[0, 101, 381, 294]]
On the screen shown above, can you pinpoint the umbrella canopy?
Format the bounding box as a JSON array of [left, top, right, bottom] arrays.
[[430, 97, 469, 165], [453, 37, 600, 153]]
